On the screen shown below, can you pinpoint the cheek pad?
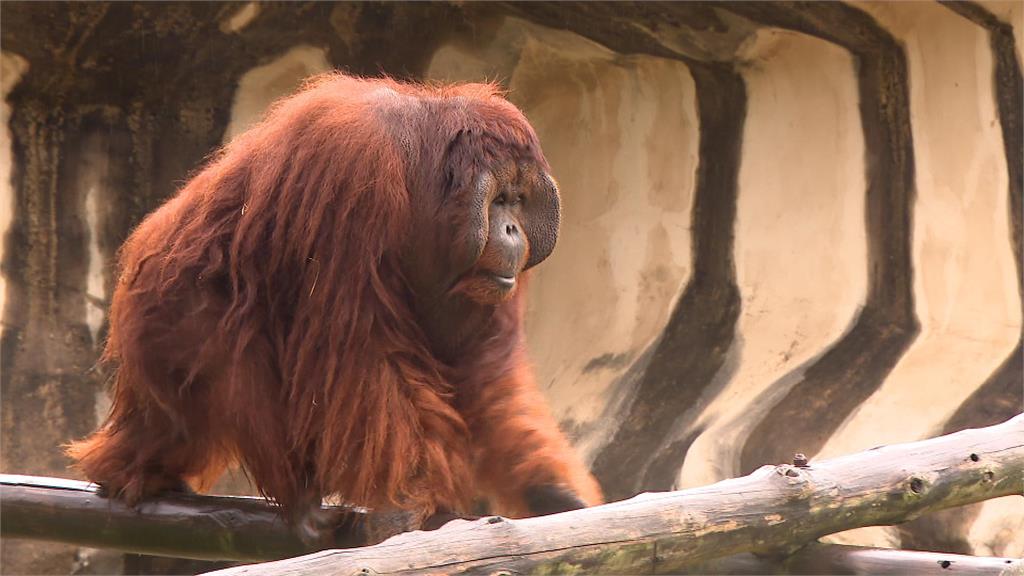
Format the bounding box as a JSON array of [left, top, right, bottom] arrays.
[[523, 181, 560, 269]]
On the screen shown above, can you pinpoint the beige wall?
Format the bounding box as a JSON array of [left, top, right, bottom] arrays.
[[224, 45, 331, 143], [822, 1, 1023, 555], [836, 0, 1019, 457], [678, 28, 867, 489]]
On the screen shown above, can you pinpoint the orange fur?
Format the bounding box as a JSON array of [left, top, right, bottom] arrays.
[[462, 350, 602, 516], [66, 73, 599, 521]]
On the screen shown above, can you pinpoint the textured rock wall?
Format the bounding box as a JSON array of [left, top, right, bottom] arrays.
[[1, 2, 1020, 573]]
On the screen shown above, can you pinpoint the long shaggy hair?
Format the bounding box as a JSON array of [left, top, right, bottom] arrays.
[[68, 73, 600, 519]]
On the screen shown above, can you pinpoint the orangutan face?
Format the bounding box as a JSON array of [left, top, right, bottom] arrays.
[[452, 159, 560, 304], [403, 156, 560, 307]]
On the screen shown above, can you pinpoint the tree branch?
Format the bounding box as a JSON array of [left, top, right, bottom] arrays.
[[4, 415, 1021, 571], [692, 543, 1023, 575], [207, 413, 1024, 575], [0, 475, 412, 561]]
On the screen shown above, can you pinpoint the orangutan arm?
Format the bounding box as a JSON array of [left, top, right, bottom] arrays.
[[460, 360, 602, 518]]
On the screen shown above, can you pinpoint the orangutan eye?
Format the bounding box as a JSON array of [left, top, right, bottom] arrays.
[[494, 193, 525, 207]]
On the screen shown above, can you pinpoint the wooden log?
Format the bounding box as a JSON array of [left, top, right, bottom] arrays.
[[0, 475, 412, 561], [11, 475, 1016, 576], [208, 413, 1024, 575], [690, 543, 1024, 575]]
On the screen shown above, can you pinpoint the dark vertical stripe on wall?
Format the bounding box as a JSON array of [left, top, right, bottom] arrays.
[[899, 1, 1023, 554], [591, 63, 745, 501], [717, 2, 921, 474]]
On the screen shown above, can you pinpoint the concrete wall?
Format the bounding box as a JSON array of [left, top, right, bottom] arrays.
[[677, 27, 868, 489], [1, 2, 1020, 573], [818, 0, 1023, 554]]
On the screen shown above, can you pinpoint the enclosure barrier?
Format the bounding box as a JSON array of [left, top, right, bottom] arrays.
[[3, 414, 1022, 575]]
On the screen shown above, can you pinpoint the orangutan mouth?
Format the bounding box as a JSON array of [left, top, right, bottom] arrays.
[[490, 274, 516, 289]]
